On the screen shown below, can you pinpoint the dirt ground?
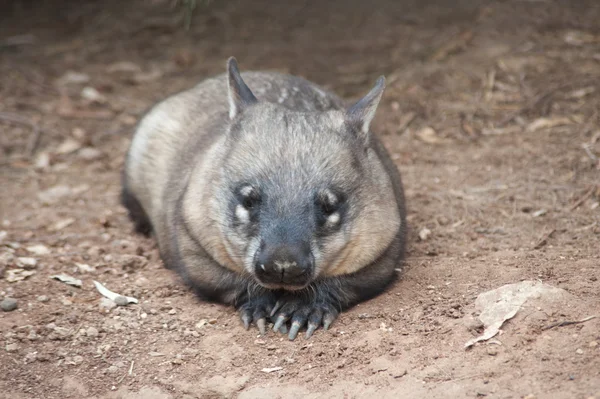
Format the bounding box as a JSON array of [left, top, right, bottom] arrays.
[[1, 0, 599, 398]]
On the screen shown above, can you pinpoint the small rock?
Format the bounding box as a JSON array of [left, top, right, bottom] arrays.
[[72, 127, 86, 140], [55, 138, 82, 155], [576, 348, 584, 355], [37, 295, 49, 303], [75, 262, 95, 273], [1, 298, 18, 312], [168, 309, 177, 315], [106, 365, 119, 374], [27, 331, 39, 341], [38, 185, 71, 205], [208, 318, 217, 324], [86, 327, 99, 338], [24, 352, 37, 363], [49, 218, 75, 231], [26, 244, 50, 255], [6, 343, 19, 352], [415, 126, 445, 145], [81, 86, 106, 104], [486, 347, 498, 356], [34, 152, 51, 169], [17, 257, 37, 269], [77, 147, 104, 161], [71, 355, 84, 365], [0, 251, 14, 268], [113, 296, 129, 307], [589, 341, 598, 348], [195, 319, 208, 329], [418, 227, 432, 241], [48, 326, 71, 340]]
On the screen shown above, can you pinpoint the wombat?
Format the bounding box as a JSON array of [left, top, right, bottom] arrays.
[[121, 57, 406, 340]]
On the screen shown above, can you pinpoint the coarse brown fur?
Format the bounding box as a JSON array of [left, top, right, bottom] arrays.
[[121, 58, 407, 339]]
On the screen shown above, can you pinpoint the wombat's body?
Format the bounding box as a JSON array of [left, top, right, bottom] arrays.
[[122, 58, 406, 340]]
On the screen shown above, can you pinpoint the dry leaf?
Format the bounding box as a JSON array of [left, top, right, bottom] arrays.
[[415, 126, 445, 144], [51, 274, 82, 287], [6, 269, 36, 282], [526, 117, 573, 132]]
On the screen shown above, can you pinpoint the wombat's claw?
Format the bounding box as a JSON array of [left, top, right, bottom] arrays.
[[239, 296, 275, 335], [270, 299, 339, 341]]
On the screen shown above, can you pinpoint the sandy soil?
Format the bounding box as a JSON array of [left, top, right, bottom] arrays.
[[1, 0, 599, 398]]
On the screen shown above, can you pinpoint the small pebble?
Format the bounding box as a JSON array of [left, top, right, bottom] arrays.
[[17, 257, 37, 269], [1, 298, 18, 312], [418, 227, 432, 241], [113, 296, 129, 306], [72, 355, 84, 365], [6, 343, 19, 352], [486, 347, 498, 356], [195, 319, 208, 329], [168, 309, 177, 315], [589, 341, 598, 348], [86, 327, 99, 338], [106, 365, 119, 374], [576, 348, 584, 355], [37, 295, 50, 303]]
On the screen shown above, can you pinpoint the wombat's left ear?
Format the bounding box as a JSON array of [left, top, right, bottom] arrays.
[[346, 76, 385, 144], [227, 57, 258, 119]]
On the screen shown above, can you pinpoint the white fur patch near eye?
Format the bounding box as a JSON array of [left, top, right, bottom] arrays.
[[326, 212, 340, 226], [324, 189, 338, 206], [240, 186, 254, 197], [235, 204, 250, 223]]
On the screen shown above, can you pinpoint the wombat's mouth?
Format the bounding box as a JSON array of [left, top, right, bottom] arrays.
[[255, 280, 311, 291]]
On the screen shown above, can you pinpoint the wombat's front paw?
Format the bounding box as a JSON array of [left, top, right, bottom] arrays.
[[238, 293, 277, 335], [270, 296, 339, 340]]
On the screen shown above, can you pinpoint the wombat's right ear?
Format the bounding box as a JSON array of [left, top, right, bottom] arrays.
[[227, 57, 258, 119]]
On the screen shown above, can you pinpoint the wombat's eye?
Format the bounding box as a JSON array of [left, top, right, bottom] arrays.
[[316, 189, 342, 216], [238, 185, 261, 210]]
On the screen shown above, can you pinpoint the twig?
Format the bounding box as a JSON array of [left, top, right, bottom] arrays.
[[569, 186, 595, 211], [542, 315, 596, 331], [582, 143, 598, 163], [0, 112, 42, 157], [533, 228, 556, 250], [496, 81, 589, 127]]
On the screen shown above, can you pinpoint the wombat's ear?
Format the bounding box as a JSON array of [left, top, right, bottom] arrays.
[[346, 76, 385, 144], [227, 57, 258, 119]]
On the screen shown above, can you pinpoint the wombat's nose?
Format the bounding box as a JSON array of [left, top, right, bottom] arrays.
[[255, 243, 313, 287]]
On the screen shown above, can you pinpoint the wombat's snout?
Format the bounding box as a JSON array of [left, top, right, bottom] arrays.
[[254, 241, 313, 288]]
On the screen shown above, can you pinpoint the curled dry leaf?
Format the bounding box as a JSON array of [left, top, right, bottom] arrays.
[[51, 274, 82, 287], [6, 269, 36, 283], [93, 280, 138, 305]]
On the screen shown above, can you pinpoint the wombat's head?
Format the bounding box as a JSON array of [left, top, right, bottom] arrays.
[[197, 58, 401, 290]]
